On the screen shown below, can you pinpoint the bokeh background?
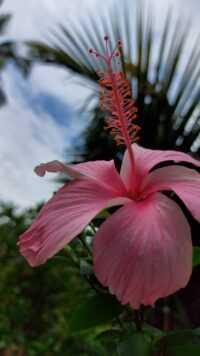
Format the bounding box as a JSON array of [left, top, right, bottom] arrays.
[[0, 0, 200, 354]]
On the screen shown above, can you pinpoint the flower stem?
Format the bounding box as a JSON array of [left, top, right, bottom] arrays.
[[134, 310, 143, 332]]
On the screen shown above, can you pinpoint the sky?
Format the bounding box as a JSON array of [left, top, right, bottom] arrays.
[[0, 0, 199, 208]]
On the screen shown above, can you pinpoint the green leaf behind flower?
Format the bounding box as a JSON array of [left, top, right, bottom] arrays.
[[69, 293, 123, 334]]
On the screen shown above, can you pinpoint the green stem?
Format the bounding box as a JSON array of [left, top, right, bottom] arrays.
[[134, 310, 143, 332]]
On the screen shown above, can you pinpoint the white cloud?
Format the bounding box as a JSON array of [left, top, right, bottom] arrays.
[[30, 64, 95, 110], [1, 0, 199, 40], [0, 63, 88, 208], [0, 0, 113, 40], [0, 100, 67, 207]]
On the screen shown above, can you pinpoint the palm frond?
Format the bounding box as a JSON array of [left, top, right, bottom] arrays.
[[0, 14, 11, 34], [27, 0, 200, 159], [0, 13, 32, 106]]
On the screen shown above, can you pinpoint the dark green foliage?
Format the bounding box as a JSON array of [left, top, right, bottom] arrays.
[[117, 332, 153, 356], [1, 202, 200, 355], [2, 202, 200, 355], [0, 203, 106, 355], [154, 329, 200, 356]]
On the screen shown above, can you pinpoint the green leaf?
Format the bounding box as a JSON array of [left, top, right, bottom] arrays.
[[162, 329, 200, 344], [69, 293, 123, 334], [96, 329, 122, 354], [96, 209, 111, 218], [193, 247, 200, 267], [118, 332, 152, 356], [142, 323, 164, 339], [155, 329, 200, 356], [166, 343, 200, 356]]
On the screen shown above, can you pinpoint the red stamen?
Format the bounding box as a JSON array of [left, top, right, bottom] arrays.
[[88, 38, 140, 174]]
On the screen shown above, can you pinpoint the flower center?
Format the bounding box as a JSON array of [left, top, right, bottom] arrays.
[[128, 189, 142, 201]]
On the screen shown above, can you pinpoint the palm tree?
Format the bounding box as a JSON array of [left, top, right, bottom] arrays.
[[28, 0, 200, 161]]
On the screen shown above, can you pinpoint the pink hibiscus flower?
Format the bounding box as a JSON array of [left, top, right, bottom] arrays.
[[18, 38, 200, 309]]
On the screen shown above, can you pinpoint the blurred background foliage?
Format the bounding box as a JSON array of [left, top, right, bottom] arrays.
[[1, 0, 200, 354], [0, 203, 109, 356], [2, 201, 200, 356]]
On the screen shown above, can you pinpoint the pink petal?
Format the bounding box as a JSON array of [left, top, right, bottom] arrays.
[[19, 178, 129, 267], [141, 165, 200, 222], [35, 159, 126, 194], [35, 160, 83, 179], [74, 160, 126, 193], [93, 193, 192, 309], [120, 144, 200, 191]]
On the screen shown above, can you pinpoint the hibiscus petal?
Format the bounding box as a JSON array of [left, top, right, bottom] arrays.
[[120, 144, 200, 191], [141, 165, 200, 222], [19, 178, 130, 267], [35, 160, 83, 179], [93, 193, 192, 309], [35, 159, 126, 194]]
